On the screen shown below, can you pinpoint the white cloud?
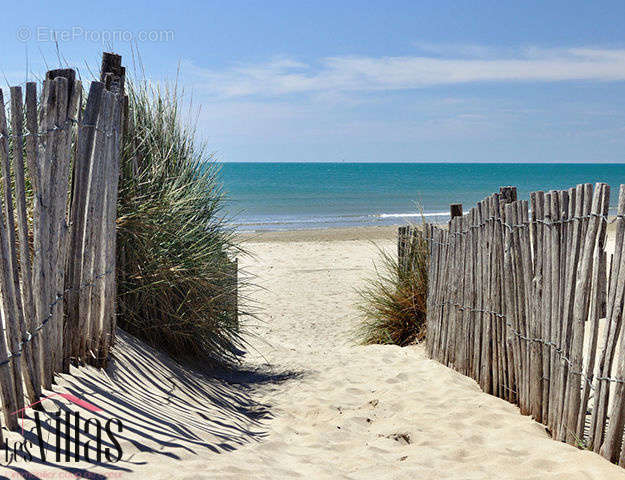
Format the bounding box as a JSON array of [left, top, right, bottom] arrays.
[[183, 47, 625, 99]]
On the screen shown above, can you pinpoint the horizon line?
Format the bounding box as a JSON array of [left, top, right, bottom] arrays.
[[215, 161, 625, 165]]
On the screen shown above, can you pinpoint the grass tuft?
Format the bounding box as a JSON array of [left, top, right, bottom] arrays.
[[115, 78, 246, 365], [357, 228, 428, 346]]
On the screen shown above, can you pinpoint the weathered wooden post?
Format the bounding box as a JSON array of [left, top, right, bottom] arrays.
[[450, 204, 463, 219], [500, 186, 518, 203], [398, 226, 409, 273], [499, 186, 521, 407], [63, 52, 125, 368], [64, 81, 105, 371], [97, 54, 125, 366], [100, 52, 125, 92]]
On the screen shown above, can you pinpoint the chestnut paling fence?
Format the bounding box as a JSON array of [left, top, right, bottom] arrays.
[[0, 52, 126, 436], [413, 183, 625, 467]]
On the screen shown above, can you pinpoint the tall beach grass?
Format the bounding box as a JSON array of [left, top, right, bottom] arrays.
[[116, 78, 245, 365], [357, 227, 428, 346]]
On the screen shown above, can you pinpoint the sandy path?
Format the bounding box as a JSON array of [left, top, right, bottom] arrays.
[[197, 234, 625, 479], [1, 228, 624, 478]]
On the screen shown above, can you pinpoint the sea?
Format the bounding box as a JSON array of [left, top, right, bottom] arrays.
[[219, 163, 625, 232]]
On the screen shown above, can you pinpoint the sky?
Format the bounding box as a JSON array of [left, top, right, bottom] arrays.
[[3, 1, 625, 163]]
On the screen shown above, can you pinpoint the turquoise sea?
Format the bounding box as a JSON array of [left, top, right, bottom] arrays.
[[219, 163, 625, 231]]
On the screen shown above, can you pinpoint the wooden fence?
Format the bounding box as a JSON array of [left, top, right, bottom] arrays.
[[422, 183, 625, 466], [0, 52, 125, 434], [397, 225, 421, 274]]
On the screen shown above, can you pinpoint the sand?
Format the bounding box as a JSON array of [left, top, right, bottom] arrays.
[[2, 225, 625, 479]]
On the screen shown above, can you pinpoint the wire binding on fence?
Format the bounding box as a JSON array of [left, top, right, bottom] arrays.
[[431, 296, 614, 393], [424, 213, 625, 246], [0, 269, 114, 368], [0, 117, 119, 141]]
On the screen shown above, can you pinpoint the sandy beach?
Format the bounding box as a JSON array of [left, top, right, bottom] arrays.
[[2, 225, 624, 479], [3, 0, 624, 477]]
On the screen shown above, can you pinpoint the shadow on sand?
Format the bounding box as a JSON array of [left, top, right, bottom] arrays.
[[0, 329, 303, 479]]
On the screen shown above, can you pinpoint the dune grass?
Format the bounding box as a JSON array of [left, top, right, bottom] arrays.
[[357, 228, 428, 346], [115, 78, 245, 365]]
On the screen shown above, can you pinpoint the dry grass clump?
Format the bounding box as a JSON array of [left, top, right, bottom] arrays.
[[116, 79, 245, 364], [357, 228, 428, 346]]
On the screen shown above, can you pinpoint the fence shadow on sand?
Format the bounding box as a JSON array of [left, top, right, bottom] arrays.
[[0, 329, 303, 478]]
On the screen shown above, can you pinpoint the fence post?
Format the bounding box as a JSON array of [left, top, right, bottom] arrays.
[[0, 89, 26, 412], [64, 81, 105, 371], [9, 87, 42, 403], [65, 52, 125, 368], [398, 226, 406, 273], [95, 53, 125, 366], [100, 52, 125, 91], [450, 204, 463, 219], [500, 186, 517, 203]]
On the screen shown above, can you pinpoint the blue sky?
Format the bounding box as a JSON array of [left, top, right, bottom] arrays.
[[4, 1, 625, 162]]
